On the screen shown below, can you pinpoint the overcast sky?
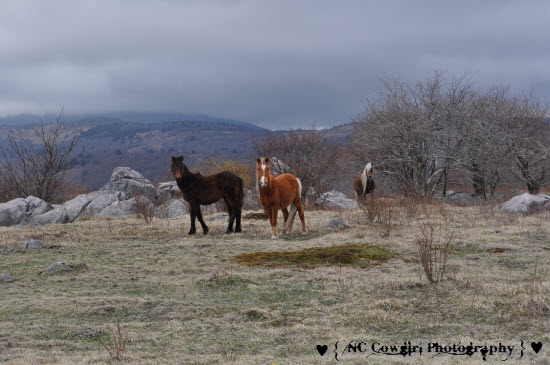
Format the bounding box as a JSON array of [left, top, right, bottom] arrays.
[[1, 1, 549, 128]]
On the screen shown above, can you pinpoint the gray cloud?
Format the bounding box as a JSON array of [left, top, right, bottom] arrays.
[[1, 0, 549, 128]]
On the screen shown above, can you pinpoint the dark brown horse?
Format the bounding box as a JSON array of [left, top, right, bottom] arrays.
[[257, 157, 307, 239], [171, 156, 243, 235], [353, 162, 376, 199]]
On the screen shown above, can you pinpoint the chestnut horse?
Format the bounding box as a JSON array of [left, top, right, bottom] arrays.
[[353, 162, 376, 199], [257, 157, 307, 239], [171, 156, 243, 235]]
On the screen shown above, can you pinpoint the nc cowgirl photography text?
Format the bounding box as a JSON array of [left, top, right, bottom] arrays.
[[316, 340, 544, 361]]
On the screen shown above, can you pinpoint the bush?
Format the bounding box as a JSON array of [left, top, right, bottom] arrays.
[[415, 222, 453, 284]]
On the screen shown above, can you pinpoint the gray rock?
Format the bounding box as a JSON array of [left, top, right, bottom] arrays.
[[212, 214, 228, 221], [327, 218, 345, 228], [101, 167, 157, 201], [315, 190, 358, 210], [0, 273, 13, 282], [155, 199, 188, 218], [31, 207, 69, 225], [62, 194, 95, 222], [24, 238, 44, 249], [0, 198, 28, 226], [243, 188, 261, 210], [495, 193, 550, 214], [97, 198, 137, 218], [157, 181, 179, 200], [81, 192, 121, 217], [25, 196, 52, 217], [41, 262, 72, 275], [442, 192, 479, 206]]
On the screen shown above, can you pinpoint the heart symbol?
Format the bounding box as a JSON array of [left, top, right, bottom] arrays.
[[316, 344, 328, 356], [531, 342, 543, 354]]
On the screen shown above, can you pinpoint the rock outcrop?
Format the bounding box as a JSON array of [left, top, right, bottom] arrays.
[[315, 190, 358, 210], [0, 167, 192, 226], [495, 193, 550, 214]]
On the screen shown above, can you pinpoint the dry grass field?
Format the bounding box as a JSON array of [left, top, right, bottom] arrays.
[[1, 198, 549, 364]]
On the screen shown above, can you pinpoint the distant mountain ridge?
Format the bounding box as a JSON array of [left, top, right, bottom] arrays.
[[0, 111, 264, 130], [0, 113, 354, 190]]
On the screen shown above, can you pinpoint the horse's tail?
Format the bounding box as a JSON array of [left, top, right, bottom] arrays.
[[284, 177, 301, 233], [237, 177, 244, 209]]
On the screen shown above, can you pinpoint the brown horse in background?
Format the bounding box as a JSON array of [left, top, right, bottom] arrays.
[[257, 157, 307, 239], [171, 156, 243, 235], [353, 162, 376, 200]]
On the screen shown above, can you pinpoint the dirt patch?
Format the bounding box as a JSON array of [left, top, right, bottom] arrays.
[[230, 243, 394, 269]]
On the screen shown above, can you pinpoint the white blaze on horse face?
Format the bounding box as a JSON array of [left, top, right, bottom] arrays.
[[361, 162, 373, 195], [366, 162, 372, 174]]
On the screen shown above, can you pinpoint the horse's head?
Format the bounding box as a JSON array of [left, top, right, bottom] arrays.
[[257, 157, 271, 188], [365, 162, 373, 179], [171, 155, 186, 179]]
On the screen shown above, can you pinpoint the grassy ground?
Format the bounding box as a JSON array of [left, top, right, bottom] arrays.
[[0, 199, 549, 364]]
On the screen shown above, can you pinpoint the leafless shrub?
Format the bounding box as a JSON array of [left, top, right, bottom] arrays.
[[253, 129, 340, 202], [357, 193, 381, 223], [357, 194, 395, 236], [99, 314, 128, 361], [133, 191, 155, 224], [0, 110, 80, 203], [378, 199, 395, 237], [416, 222, 453, 284]]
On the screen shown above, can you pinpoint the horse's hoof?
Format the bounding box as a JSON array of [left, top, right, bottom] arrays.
[[188, 231, 195, 235], [235, 228, 242, 233], [225, 229, 233, 234], [301, 230, 308, 235], [271, 235, 277, 240]]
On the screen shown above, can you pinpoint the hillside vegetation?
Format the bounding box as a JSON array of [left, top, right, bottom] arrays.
[[1, 200, 548, 364]]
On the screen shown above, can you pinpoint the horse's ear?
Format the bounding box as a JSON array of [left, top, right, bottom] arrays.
[[180, 155, 184, 160], [172, 156, 175, 161], [256, 158, 261, 164], [264, 157, 269, 163]]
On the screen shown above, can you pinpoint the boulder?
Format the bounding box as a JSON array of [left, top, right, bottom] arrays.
[[81, 192, 121, 217], [327, 218, 345, 228], [157, 181, 179, 199], [31, 207, 69, 225], [24, 238, 44, 249], [25, 196, 52, 218], [97, 198, 137, 218], [155, 199, 188, 218], [62, 193, 95, 222], [0, 198, 28, 226], [495, 193, 550, 214], [41, 262, 73, 276], [243, 188, 261, 210], [315, 190, 358, 210], [442, 192, 479, 206], [0, 273, 13, 282], [101, 167, 157, 201]]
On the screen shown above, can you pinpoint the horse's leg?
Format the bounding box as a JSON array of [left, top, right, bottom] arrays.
[[294, 198, 308, 234], [188, 202, 197, 235], [281, 207, 289, 234], [234, 205, 242, 233], [271, 206, 278, 239], [196, 206, 209, 235], [223, 196, 234, 234]]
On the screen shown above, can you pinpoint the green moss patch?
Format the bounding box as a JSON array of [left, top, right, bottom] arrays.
[[230, 243, 394, 269]]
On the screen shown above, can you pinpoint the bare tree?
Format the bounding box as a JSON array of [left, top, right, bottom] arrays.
[[507, 94, 550, 194], [352, 71, 477, 198], [253, 129, 340, 200], [0, 111, 80, 203], [461, 86, 516, 198]]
